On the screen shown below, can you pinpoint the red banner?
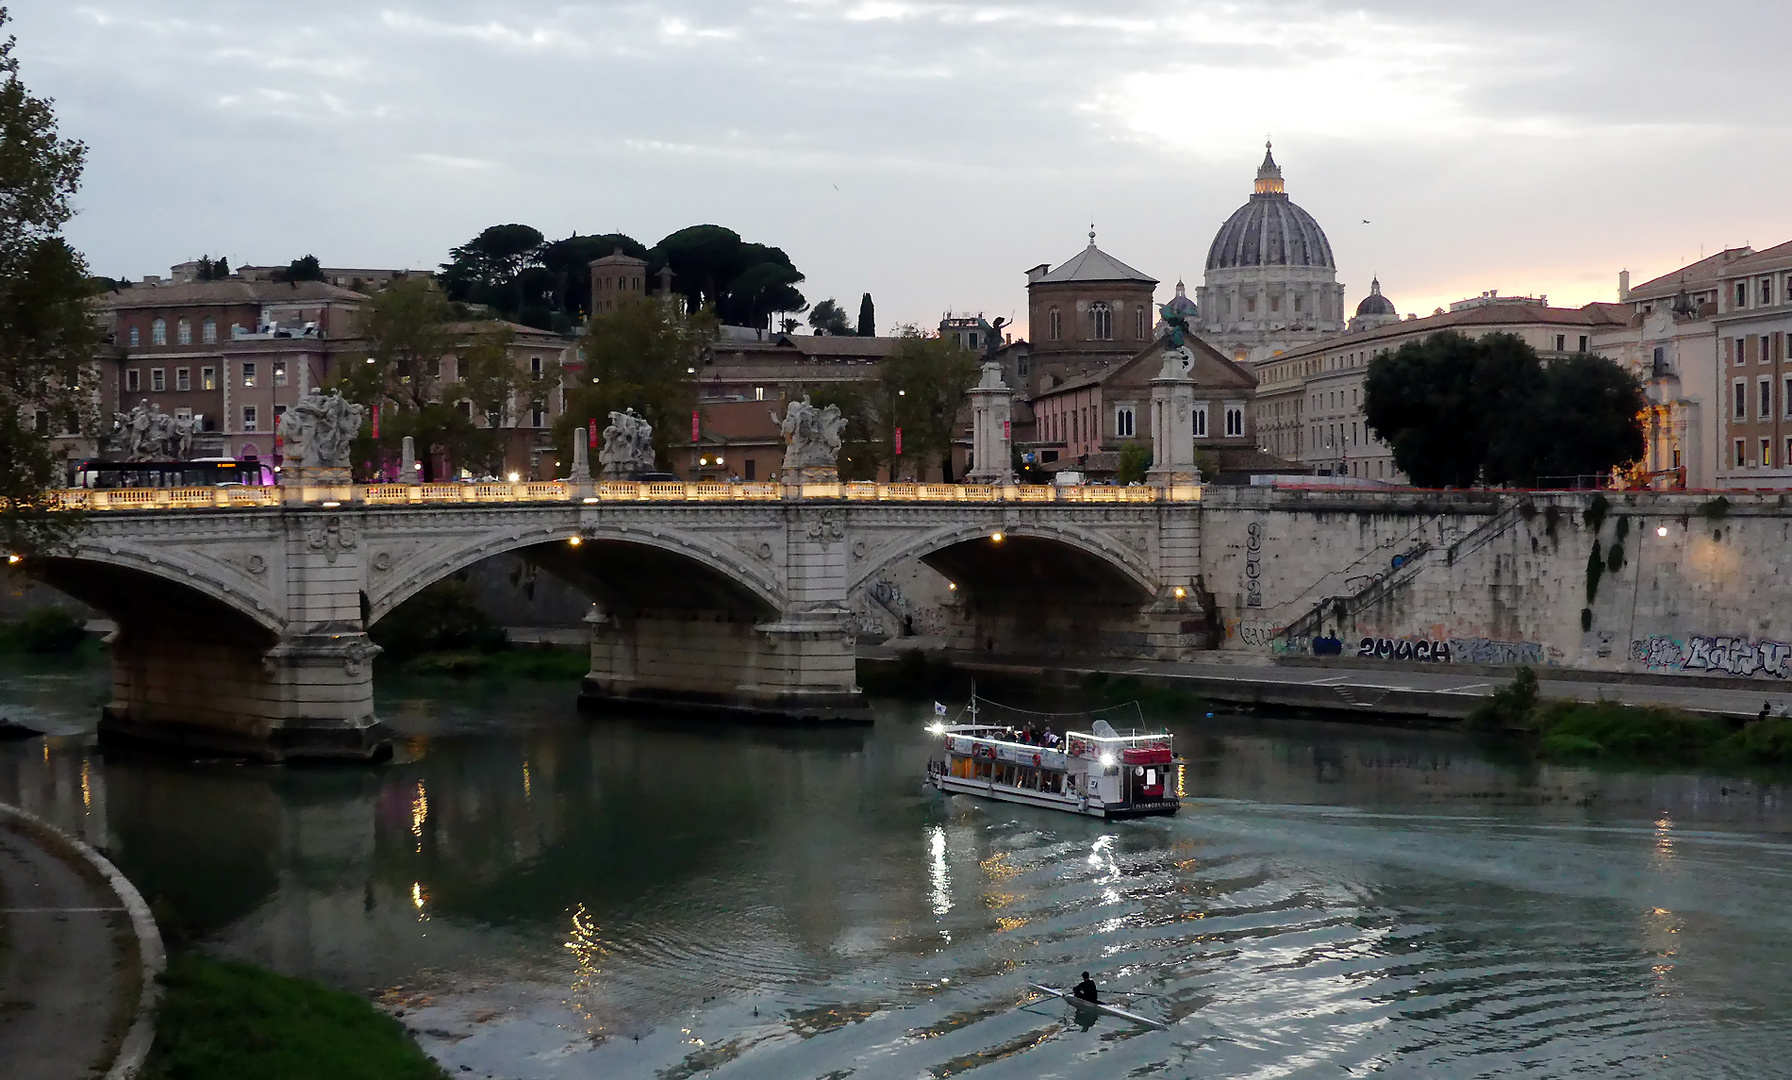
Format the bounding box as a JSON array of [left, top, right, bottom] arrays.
[[691, 409, 700, 443], [587, 418, 598, 448], [371, 406, 380, 439], [895, 427, 903, 455], [1002, 419, 1010, 439]]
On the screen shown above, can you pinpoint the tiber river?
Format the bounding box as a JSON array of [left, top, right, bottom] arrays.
[[3, 657, 1790, 1079]]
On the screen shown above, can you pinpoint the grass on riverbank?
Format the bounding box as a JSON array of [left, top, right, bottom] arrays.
[[143, 953, 444, 1080], [1469, 667, 1792, 770], [393, 644, 590, 681]]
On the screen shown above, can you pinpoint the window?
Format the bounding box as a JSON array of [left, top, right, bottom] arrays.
[[1578, 335, 1588, 353], [1784, 375, 1792, 419], [1762, 377, 1774, 420], [1192, 405, 1208, 438], [242, 406, 258, 431], [1763, 278, 1774, 304], [176, 367, 190, 392], [1293, 295, 1303, 313], [1762, 334, 1774, 364], [1735, 438, 1747, 468], [1089, 302, 1112, 340], [1735, 338, 1746, 365], [427, 356, 442, 379], [530, 356, 544, 377], [1135, 306, 1147, 340], [128, 327, 140, 347], [33, 411, 48, 436], [1114, 405, 1136, 438], [151, 368, 166, 392], [1786, 437, 1792, 471], [1269, 296, 1280, 313], [967, 333, 979, 351], [1225, 405, 1245, 438], [126, 368, 140, 392], [273, 362, 287, 387], [177, 318, 192, 345], [1018, 356, 1029, 377], [151, 319, 167, 346], [754, 386, 765, 401], [530, 406, 545, 427], [241, 362, 256, 388], [202, 367, 216, 391], [1555, 334, 1565, 351], [1762, 438, 1774, 469], [1352, 422, 1358, 446], [1735, 379, 1748, 420], [201, 317, 217, 344], [1048, 308, 1061, 341], [1737, 281, 1748, 308], [458, 401, 473, 419], [1246, 296, 1256, 313]]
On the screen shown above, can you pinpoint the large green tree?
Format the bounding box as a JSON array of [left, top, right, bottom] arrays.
[[856, 293, 875, 337], [651, 225, 806, 330], [877, 328, 979, 482], [330, 277, 522, 480], [0, 9, 102, 554], [552, 298, 715, 475], [1363, 330, 1644, 488], [807, 298, 853, 336]]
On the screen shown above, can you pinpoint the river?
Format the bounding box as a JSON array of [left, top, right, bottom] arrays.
[[3, 656, 1790, 1079]]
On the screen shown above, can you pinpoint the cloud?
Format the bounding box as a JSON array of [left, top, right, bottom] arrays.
[[16, 0, 1792, 326]]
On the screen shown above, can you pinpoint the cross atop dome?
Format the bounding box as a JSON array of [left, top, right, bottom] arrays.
[[1254, 140, 1285, 196]]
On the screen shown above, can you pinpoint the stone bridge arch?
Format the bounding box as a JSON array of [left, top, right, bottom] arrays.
[[362, 516, 785, 627], [847, 519, 1161, 600], [37, 538, 285, 638]]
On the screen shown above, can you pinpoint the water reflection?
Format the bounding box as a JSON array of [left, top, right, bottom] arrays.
[[2, 661, 1791, 1077]]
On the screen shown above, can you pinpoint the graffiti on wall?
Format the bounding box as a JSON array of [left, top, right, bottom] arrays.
[[1353, 636, 1547, 665], [1245, 521, 1263, 608], [1630, 634, 1792, 679]]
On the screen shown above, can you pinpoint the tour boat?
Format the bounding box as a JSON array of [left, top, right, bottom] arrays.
[[924, 698, 1182, 819]]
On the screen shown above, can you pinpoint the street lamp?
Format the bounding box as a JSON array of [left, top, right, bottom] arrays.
[[1657, 525, 1669, 537], [990, 531, 1004, 543]]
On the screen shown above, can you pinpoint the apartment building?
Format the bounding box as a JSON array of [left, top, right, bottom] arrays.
[[1711, 241, 1792, 488]]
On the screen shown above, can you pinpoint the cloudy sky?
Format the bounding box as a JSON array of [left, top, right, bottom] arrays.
[[18, 1, 1792, 334]]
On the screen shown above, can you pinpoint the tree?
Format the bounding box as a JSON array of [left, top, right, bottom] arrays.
[[0, 8, 102, 554], [551, 298, 714, 475], [438, 224, 546, 324], [650, 225, 806, 330], [807, 298, 853, 336], [330, 278, 521, 479], [1363, 331, 1643, 488], [274, 255, 323, 283], [857, 293, 875, 337], [878, 328, 979, 481], [538, 232, 652, 325], [195, 255, 230, 281], [1117, 441, 1152, 484]]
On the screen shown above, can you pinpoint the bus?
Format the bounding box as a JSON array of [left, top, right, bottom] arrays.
[[69, 458, 277, 490]]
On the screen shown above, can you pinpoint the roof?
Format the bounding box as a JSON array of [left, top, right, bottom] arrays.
[[1031, 333, 1256, 403], [1033, 238, 1158, 285], [1258, 300, 1631, 367], [1625, 247, 1756, 298], [1206, 194, 1334, 271], [1355, 278, 1396, 316], [1716, 239, 1792, 276], [95, 279, 369, 311], [780, 335, 902, 359]]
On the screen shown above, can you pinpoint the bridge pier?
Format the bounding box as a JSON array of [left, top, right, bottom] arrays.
[[580, 606, 864, 722], [98, 627, 389, 762]]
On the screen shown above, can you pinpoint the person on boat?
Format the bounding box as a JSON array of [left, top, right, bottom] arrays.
[[1043, 727, 1060, 749], [1072, 972, 1099, 1004]]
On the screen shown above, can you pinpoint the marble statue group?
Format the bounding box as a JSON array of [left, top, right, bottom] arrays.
[[776, 395, 846, 471], [276, 389, 366, 469], [109, 400, 196, 461], [599, 409, 656, 479]]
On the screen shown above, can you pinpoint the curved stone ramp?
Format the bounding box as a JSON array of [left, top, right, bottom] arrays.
[[0, 802, 164, 1080]]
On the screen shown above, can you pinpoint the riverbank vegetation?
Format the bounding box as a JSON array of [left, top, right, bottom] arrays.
[[371, 577, 585, 681], [1469, 667, 1792, 769], [0, 607, 90, 654], [143, 953, 444, 1080], [860, 650, 1211, 719]]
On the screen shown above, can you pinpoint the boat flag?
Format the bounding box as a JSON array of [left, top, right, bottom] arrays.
[[935, 702, 948, 716]]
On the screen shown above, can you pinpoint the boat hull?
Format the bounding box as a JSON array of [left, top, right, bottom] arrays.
[[929, 773, 1178, 819]]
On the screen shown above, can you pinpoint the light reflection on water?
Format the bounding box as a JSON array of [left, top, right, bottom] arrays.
[[3, 661, 1792, 1078]]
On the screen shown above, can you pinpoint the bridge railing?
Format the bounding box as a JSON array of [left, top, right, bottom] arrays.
[[49, 480, 1203, 511]]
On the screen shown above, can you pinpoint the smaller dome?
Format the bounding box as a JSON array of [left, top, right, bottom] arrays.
[[1356, 277, 1396, 317], [1162, 279, 1198, 317]]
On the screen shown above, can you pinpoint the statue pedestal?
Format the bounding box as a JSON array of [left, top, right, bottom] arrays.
[[782, 466, 841, 498], [281, 466, 354, 506]]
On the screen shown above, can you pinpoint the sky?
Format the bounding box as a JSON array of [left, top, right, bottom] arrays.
[[17, 1, 1792, 337]]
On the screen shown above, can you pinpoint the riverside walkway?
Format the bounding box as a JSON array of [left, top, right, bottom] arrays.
[[0, 805, 160, 1080], [864, 643, 1789, 722]]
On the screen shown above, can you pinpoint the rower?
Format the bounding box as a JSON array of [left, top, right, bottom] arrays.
[[1072, 972, 1099, 1004]]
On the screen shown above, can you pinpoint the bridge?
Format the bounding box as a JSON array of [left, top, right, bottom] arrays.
[[24, 479, 1208, 760]]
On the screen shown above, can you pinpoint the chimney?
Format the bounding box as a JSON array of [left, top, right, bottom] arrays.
[[1618, 269, 1630, 301]]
